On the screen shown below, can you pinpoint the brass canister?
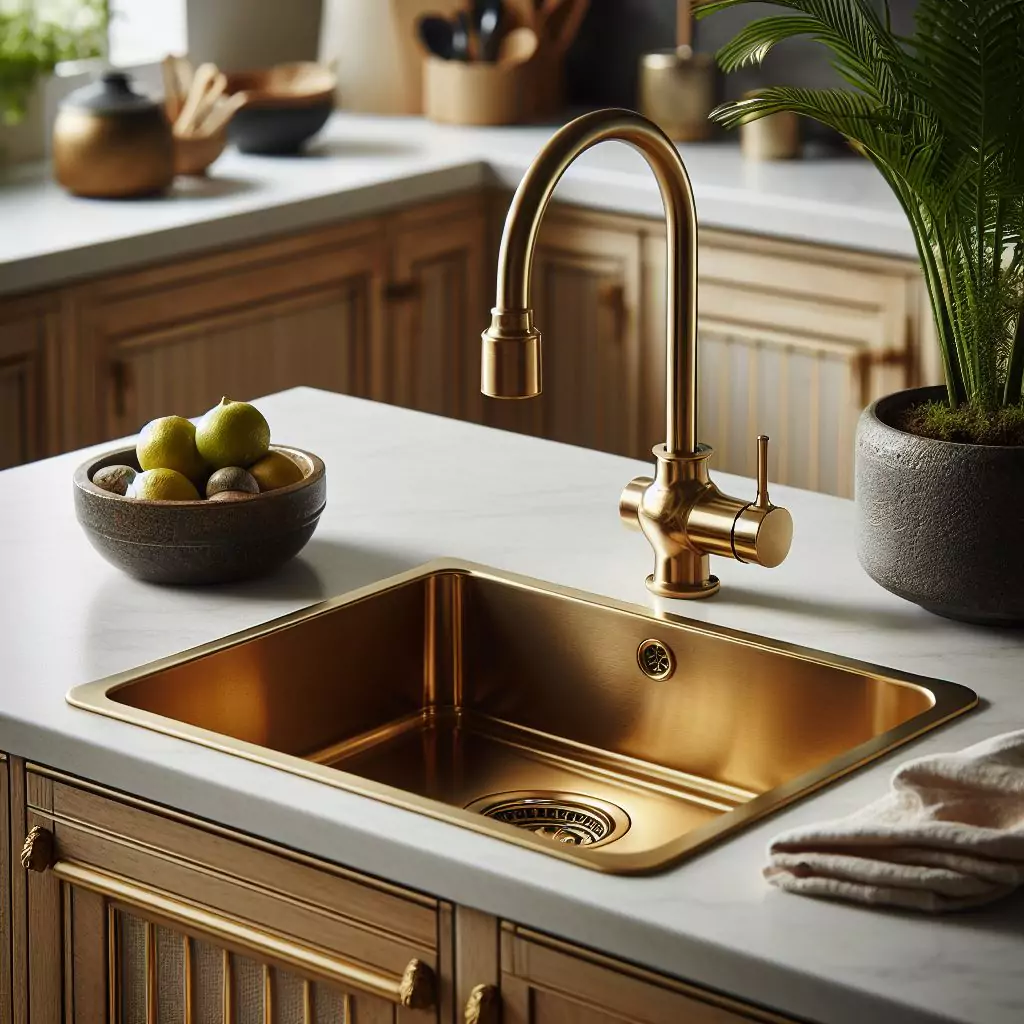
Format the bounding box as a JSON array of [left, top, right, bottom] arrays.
[[638, 47, 716, 142], [53, 71, 174, 198]]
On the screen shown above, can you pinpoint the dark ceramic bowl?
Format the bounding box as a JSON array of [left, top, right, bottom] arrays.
[[227, 100, 332, 155], [74, 445, 326, 585]]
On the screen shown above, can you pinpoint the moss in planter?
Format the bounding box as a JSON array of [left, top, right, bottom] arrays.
[[899, 401, 1024, 446]]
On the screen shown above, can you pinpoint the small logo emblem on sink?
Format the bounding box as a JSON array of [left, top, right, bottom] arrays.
[[637, 639, 675, 680]]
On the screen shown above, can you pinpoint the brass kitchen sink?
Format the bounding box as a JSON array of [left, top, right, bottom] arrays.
[[68, 560, 977, 873]]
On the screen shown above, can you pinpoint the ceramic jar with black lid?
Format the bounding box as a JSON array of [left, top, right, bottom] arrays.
[[53, 71, 174, 198]]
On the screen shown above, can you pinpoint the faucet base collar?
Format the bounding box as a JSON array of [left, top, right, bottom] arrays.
[[646, 574, 721, 599]]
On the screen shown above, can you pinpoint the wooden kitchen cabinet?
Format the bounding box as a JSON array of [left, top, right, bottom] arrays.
[[0, 296, 59, 469], [483, 204, 644, 457], [12, 762, 451, 1024], [67, 217, 386, 450], [7, 763, 813, 1024], [498, 924, 793, 1024], [0, 755, 11, 1024], [3, 188, 930, 499], [381, 195, 488, 424], [640, 224, 924, 497]]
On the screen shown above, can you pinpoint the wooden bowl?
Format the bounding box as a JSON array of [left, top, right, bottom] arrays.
[[73, 445, 326, 585], [224, 62, 336, 155], [224, 62, 337, 105], [172, 128, 228, 176]]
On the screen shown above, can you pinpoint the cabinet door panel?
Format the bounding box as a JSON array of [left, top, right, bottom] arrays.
[[17, 767, 443, 1024], [0, 300, 55, 469], [485, 211, 642, 457], [641, 230, 918, 497], [385, 201, 487, 423], [67, 222, 384, 448], [501, 925, 791, 1024], [106, 284, 372, 437]]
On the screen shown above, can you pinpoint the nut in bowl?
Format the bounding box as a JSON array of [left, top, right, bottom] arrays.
[[74, 443, 326, 585]]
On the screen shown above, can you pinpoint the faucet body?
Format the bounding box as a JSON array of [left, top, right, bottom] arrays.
[[482, 109, 792, 598]]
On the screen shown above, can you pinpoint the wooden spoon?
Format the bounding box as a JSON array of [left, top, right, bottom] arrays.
[[175, 62, 220, 136], [537, 0, 589, 54], [196, 90, 252, 136], [497, 25, 539, 67]]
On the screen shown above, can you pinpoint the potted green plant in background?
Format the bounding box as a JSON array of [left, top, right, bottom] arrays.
[[1, 0, 108, 163], [697, 0, 1024, 624]]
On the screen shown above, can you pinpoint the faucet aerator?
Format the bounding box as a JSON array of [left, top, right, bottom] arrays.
[[481, 309, 542, 399]]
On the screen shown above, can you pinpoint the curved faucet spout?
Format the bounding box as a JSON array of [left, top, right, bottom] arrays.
[[482, 109, 792, 599], [483, 108, 698, 456]]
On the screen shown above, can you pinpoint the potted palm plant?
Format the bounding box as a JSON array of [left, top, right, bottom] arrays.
[[697, 0, 1024, 624]]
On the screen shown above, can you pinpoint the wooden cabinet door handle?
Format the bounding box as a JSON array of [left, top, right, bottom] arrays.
[[110, 359, 130, 419], [383, 279, 421, 303], [852, 347, 911, 406], [597, 281, 627, 344], [20, 826, 436, 1009], [465, 983, 501, 1024]]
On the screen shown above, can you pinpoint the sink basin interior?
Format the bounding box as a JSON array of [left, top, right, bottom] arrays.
[[68, 561, 976, 872]]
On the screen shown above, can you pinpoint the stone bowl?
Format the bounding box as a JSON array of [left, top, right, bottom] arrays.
[[73, 445, 326, 585]]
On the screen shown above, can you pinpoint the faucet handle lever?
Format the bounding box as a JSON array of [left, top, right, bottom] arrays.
[[755, 434, 771, 509], [730, 434, 793, 568]]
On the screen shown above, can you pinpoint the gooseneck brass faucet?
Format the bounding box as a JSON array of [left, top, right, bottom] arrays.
[[481, 109, 793, 598]]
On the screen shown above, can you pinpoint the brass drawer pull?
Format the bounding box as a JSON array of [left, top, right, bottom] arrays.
[[21, 826, 435, 1009], [465, 983, 501, 1024]]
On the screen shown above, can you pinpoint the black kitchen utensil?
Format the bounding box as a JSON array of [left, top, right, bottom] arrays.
[[418, 14, 456, 59], [451, 10, 472, 61], [474, 0, 504, 62]]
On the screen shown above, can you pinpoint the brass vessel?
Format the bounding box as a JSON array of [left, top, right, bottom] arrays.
[[638, 47, 716, 142], [53, 71, 174, 198], [68, 560, 977, 875], [481, 108, 793, 598]]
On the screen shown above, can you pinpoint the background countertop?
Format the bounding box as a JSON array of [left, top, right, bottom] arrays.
[[1, 388, 1021, 1024], [0, 113, 916, 298]]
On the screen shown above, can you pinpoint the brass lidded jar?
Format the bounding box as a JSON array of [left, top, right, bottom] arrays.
[[53, 71, 174, 198]]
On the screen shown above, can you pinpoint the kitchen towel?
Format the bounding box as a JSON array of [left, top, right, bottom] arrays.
[[764, 729, 1024, 913]]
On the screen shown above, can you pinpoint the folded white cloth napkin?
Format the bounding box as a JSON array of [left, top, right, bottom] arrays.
[[764, 730, 1024, 913]]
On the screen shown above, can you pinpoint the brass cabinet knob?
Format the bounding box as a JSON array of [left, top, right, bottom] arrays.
[[399, 958, 437, 1010], [465, 983, 501, 1024], [20, 825, 55, 873]]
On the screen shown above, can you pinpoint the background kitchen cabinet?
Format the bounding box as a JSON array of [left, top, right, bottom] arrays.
[[640, 224, 924, 498], [2, 189, 929, 499], [69, 218, 386, 450], [484, 207, 643, 457], [381, 195, 488, 424], [0, 297, 59, 469], [13, 763, 449, 1024]]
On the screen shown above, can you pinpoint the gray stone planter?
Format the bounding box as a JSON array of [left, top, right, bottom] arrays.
[[856, 385, 1024, 625]]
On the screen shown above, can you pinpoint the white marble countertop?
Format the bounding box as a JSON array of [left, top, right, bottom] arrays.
[[2, 388, 1021, 1024], [0, 113, 916, 298]]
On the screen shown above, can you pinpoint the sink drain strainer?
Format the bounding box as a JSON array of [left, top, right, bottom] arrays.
[[466, 791, 630, 848]]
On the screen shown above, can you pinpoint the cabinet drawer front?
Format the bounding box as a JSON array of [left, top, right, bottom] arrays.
[[23, 769, 442, 1023]]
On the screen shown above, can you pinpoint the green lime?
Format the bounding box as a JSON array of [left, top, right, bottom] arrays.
[[136, 416, 206, 482], [127, 468, 200, 501], [195, 397, 271, 470]]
